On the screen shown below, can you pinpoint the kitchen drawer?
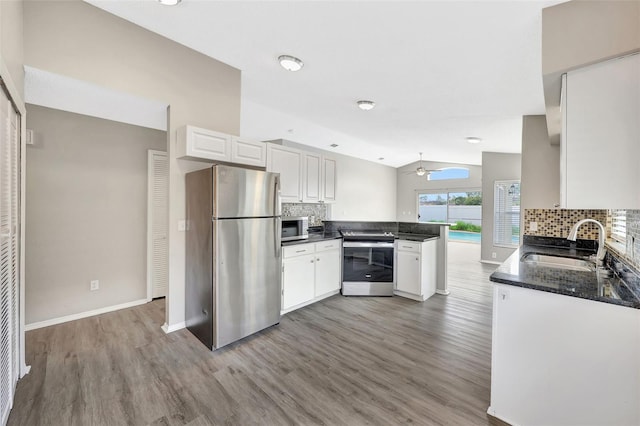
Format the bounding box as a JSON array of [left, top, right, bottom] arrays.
[[315, 239, 341, 252], [283, 244, 315, 258], [396, 240, 420, 253]]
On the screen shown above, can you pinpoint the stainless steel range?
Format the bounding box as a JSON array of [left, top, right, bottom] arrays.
[[341, 230, 395, 296]]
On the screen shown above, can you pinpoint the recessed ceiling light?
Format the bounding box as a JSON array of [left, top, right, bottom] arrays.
[[278, 55, 304, 72], [466, 137, 482, 144], [158, 0, 181, 5], [357, 100, 375, 111], [330, 144, 339, 148]]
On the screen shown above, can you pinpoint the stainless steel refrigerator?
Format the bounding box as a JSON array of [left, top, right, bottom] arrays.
[[185, 165, 281, 350]]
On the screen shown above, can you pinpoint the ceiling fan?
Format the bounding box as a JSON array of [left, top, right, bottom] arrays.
[[404, 152, 438, 177]]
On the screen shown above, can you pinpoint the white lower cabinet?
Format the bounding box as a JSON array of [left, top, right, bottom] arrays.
[[489, 284, 640, 426], [314, 242, 341, 296], [394, 239, 437, 301], [282, 253, 315, 309], [282, 240, 341, 313]]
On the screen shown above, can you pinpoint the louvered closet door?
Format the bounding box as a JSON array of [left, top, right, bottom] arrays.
[[0, 85, 19, 426], [148, 150, 168, 299]]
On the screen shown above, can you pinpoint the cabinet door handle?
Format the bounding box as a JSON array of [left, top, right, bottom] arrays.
[[310, 259, 314, 263], [402, 246, 412, 249], [316, 258, 320, 261], [296, 250, 306, 253], [416, 257, 419, 261]]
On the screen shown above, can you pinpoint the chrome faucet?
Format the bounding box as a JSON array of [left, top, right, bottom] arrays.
[[567, 219, 606, 264]]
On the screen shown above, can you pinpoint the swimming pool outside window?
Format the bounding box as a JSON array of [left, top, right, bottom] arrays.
[[417, 190, 482, 242]]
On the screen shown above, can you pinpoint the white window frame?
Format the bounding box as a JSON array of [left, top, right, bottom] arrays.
[[493, 180, 520, 248], [610, 209, 626, 245]]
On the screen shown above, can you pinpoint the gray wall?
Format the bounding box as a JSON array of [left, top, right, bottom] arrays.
[[25, 105, 166, 324], [0, 0, 24, 101], [520, 115, 559, 211], [279, 140, 398, 221], [396, 160, 482, 222], [481, 152, 521, 263], [24, 0, 241, 328]]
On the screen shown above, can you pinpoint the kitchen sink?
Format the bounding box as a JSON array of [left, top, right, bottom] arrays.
[[521, 253, 596, 272]]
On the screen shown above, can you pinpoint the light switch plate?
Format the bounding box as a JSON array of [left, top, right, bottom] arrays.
[[178, 220, 187, 231], [529, 221, 538, 231]]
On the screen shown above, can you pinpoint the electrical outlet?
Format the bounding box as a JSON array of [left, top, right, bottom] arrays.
[[90, 280, 99, 291], [178, 220, 187, 232], [529, 221, 538, 231], [491, 252, 497, 259]]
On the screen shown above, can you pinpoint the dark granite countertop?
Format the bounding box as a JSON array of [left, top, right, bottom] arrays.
[[282, 231, 441, 246], [490, 237, 640, 309], [396, 233, 440, 242], [281, 232, 342, 247]]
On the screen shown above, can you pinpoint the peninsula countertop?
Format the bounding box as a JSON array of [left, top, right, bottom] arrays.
[[489, 236, 640, 309]]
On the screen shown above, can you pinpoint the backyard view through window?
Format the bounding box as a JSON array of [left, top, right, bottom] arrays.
[[418, 190, 482, 243]]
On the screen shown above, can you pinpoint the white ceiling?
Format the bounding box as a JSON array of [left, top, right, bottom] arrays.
[[87, 0, 566, 167]]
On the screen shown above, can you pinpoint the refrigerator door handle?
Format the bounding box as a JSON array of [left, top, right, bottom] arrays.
[[274, 177, 281, 257], [274, 176, 281, 217], [275, 217, 282, 258]]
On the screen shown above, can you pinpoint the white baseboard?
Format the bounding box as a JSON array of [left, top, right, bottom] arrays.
[[162, 321, 186, 334], [20, 364, 30, 378], [281, 289, 340, 315], [480, 259, 502, 265], [486, 406, 516, 425], [394, 290, 427, 302], [25, 298, 148, 331]]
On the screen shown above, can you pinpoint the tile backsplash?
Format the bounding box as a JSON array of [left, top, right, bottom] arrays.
[[523, 209, 607, 240], [524, 208, 640, 273], [282, 203, 327, 227]]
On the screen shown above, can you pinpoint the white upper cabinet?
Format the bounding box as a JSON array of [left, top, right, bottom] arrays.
[[267, 143, 337, 204], [176, 126, 266, 167], [303, 152, 321, 203], [266, 144, 304, 202], [322, 157, 337, 203], [177, 125, 231, 162], [230, 137, 266, 167], [562, 53, 640, 208]]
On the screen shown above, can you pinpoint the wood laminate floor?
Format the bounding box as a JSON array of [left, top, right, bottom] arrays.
[[9, 242, 501, 426]]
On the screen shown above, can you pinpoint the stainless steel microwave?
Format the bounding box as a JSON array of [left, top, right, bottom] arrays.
[[281, 216, 309, 241]]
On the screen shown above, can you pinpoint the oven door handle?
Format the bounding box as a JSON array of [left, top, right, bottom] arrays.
[[343, 241, 395, 248]]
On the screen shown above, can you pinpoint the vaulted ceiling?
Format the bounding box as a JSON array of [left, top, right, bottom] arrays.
[[87, 0, 567, 167]]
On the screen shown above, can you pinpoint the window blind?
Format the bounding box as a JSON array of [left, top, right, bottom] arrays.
[[494, 181, 520, 248], [610, 210, 626, 244]]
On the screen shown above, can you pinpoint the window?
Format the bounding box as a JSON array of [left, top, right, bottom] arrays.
[[417, 190, 482, 237], [428, 167, 470, 181], [493, 181, 520, 247], [610, 209, 626, 244]]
